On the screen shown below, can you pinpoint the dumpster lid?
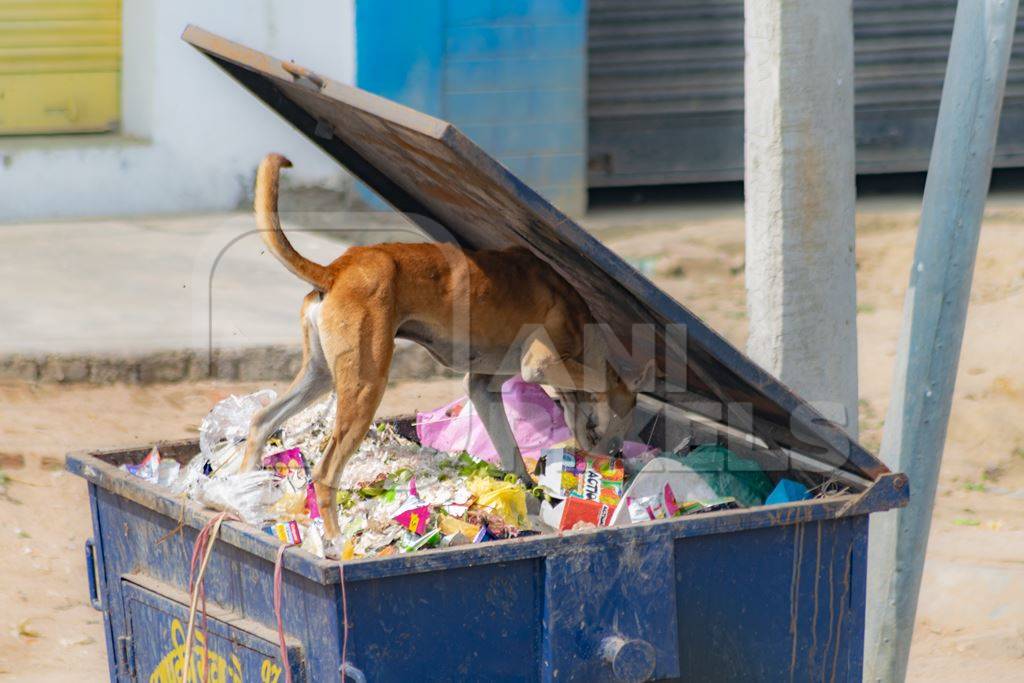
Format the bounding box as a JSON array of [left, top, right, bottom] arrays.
[[183, 25, 888, 482]]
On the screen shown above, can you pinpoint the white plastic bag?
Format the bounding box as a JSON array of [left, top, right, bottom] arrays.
[[196, 470, 281, 525], [198, 389, 277, 462]]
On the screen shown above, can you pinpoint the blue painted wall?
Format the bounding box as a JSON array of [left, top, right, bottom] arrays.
[[356, 0, 587, 215]]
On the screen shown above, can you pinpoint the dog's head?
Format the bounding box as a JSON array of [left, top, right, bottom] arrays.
[[558, 359, 654, 454]]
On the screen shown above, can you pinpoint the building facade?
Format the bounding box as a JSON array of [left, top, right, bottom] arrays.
[[1, 0, 355, 222], [5, 1, 1024, 222]]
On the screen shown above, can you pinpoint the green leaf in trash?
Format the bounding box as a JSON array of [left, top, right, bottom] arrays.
[[358, 484, 386, 498], [454, 451, 476, 473], [382, 488, 397, 502], [455, 451, 505, 479], [953, 517, 981, 527], [335, 490, 355, 510]]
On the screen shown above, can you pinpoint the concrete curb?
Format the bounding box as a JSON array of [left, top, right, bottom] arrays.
[[0, 342, 453, 385]]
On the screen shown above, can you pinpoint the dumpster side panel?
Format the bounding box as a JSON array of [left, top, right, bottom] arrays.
[[338, 559, 544, 682], [675, 517, 867, 682], [92, 488, 344, 680], [87, 482, 118, 682]]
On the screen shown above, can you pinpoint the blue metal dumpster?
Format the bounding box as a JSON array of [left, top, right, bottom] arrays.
[[66, 26, 909, 682]]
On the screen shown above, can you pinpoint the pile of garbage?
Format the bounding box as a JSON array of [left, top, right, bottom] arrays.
[[121, 380, 836, 559]]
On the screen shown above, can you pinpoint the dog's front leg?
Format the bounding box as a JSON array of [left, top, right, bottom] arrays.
[[466, 373, 532, 487]]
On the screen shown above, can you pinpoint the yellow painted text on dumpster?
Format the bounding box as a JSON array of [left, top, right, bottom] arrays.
[[149, 618, 282, 683]]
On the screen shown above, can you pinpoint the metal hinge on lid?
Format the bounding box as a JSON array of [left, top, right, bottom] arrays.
[[282, 61, 325, 92]]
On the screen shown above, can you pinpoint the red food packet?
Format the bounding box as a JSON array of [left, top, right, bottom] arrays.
[[559, 497, 614, 530]]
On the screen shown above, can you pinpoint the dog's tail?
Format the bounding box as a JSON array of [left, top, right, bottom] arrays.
[[255, 153, 334, 291]]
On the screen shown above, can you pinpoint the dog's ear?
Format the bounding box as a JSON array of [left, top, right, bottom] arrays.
[[607, 382, 635, 419]]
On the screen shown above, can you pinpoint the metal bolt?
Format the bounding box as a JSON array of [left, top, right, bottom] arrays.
[[601, 636, 656, 683]]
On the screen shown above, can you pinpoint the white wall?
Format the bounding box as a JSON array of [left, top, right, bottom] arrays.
[[0, 0, 355, 222]]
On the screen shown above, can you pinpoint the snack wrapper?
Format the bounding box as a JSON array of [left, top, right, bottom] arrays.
[[559, 496, 614, 530], [263, 448, 309, 494], [627, 492, 669, 523], [264, 448, 322, 521], [663, 483, 680, 517], [551, 449, 625, 505], [123, 447, 161, 483], [306, 483, 321, 519], [264, 520, 302, 545], [393, 500, 430, 535]]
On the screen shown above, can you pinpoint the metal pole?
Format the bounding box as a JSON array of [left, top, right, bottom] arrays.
[[864, 1, 1019, 681]]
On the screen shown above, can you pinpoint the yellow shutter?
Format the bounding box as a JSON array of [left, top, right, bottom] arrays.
[[0, 0, 121, 135]]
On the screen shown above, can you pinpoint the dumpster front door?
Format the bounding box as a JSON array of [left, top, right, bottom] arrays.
[[118, 578, 304, 682]]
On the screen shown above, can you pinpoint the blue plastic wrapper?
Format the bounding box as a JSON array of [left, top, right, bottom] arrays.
[[765, 479, 811, 505]]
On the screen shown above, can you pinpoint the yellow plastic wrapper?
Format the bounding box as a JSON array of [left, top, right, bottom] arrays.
[[270, 490, 309, 519], [467, 477, 530, 530], [438, 514, 481, 539]]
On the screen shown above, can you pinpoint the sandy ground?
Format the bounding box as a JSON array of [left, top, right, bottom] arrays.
[[2, 200, 1023, 680]]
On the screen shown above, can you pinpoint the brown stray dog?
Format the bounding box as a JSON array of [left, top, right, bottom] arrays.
[[240, 153, 641, 550]]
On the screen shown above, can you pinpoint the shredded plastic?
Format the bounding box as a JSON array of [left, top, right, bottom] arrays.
[[119, 389, 839, 559]]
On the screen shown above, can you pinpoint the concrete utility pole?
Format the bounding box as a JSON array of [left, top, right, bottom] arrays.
[[744, 0, 859, 435], [865, 2, 1019, 681]]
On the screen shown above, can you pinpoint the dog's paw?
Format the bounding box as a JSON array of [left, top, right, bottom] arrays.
[[320, 536, 344, 561]]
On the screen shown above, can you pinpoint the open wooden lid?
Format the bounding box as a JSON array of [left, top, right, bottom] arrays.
[[183, 25, 888, 482]]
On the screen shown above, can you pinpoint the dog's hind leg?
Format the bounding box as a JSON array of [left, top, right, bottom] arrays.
[[240, 295, 333, 471], [311, 303, 396, 549], [466, 373, 532, 486]]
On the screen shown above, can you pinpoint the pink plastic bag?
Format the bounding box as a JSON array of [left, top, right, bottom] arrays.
[[415, 376, 572, 464]]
